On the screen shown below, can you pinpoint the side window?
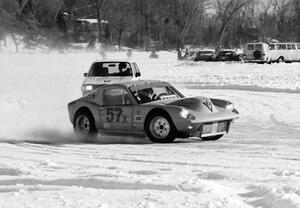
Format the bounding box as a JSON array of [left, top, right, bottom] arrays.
[[291, 44, 296, 50], [255, 44, 262, 50], [278, 44, 287, 50], [133, 63, 140, 73], [269, 44, 275, 50], [287, 44, 292, 50], [247, 44, 254, 50], [297, 44, 300, 49], [103, 87, 131, 106]]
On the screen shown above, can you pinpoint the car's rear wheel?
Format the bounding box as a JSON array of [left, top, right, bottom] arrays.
[[73, 111, 97, 143], [201, 134, 223, 141], [145, 113, 175, 143]]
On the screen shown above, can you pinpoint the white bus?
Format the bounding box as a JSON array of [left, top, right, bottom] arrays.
[[268, 43, 300, 63], [243, 42, 300, 63]]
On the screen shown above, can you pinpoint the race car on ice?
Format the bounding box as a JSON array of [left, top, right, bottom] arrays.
[[68, 80, 239, 143], [81, 60, 141, 95]]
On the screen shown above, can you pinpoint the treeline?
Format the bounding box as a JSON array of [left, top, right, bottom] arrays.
[[0, 0, 300, 52]]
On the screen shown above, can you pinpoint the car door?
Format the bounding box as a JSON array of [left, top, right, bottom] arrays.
[[99, 86, 133, 131]]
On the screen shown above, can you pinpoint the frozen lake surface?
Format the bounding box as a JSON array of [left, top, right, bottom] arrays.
[[0, 51, 299, 208]]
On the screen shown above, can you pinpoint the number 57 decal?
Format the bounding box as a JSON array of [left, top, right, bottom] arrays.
[[106, 107, 128, 123]]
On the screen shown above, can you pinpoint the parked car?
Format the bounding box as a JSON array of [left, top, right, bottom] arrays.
[[178, 48, 198, 61], [216, 50, 243, 61], [68, 80, 239, 143], [81, 60, 141, 95], [194, 50, 215, 62]]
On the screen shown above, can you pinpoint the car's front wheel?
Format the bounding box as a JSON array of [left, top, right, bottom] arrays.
[[201, 134, 223, 141], [73, 111, 97, 143], [145, 113, 176, 143]]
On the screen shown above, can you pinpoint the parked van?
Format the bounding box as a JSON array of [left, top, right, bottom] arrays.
[[243, 43, 270, 63], [244, 42, 300, 63], [268, 43, 300, 63]]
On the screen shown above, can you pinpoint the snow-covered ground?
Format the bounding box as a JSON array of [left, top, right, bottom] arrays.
[[0, 51, 299, 208]]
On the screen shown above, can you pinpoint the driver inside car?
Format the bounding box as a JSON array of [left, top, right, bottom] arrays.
[[118, 62, 132, 76], [138, 88, 156, 103]]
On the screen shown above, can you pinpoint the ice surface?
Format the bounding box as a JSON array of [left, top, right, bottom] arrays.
[[0, 51, 299, 208]]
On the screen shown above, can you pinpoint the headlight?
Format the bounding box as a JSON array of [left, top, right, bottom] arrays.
[[179, 108, 196, 120], [179, 108, 189, 119], [82, 85, 93, 91], [225, 103, 234, 111]]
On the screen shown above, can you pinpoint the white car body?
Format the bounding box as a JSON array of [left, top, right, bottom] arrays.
[[243, 42, 300, 63], [243, 43, 270, 63], [81, 60, 141, 95], [268, 42, 300, 62]]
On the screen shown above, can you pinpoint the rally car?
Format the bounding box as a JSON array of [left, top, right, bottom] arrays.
[[81, 60, 141, 95], [68, 80, 239, 143]]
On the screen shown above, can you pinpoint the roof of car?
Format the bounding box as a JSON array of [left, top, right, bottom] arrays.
[[93, 59, 136, 63], [198, 49, 215, 52]]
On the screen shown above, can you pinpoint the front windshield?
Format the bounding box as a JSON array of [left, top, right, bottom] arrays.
[[89, 62, 133, 77], [130, 86, 183, 104]]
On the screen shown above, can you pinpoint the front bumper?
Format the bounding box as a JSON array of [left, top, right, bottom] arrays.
[[180, 120, 232, 138]]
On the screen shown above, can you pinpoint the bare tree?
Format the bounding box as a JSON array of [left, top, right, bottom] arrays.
[[215, 0, 252, 51], [94, 0, 111, 43]]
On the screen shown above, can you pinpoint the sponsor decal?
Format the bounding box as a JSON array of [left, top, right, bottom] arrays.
[[134, 116, 143, 122]]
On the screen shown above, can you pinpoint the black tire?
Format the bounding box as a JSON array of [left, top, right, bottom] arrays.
[[253, 51, 262, 59], [73, 110, 97, 143], [278, 56, 284, 63], [145, 113, 176, 143], [201, 134, 223, 141]]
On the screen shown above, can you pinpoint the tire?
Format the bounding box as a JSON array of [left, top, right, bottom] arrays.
[[253, 51, 262, 59], [73, 110, 97, 143], [278, 56, 284, 63], [145, 113, 176, 143], [201, 134, 223, 141]]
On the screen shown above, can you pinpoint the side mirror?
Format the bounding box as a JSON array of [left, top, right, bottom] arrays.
[[135, 72, 141, 77], [84, 73, 88, 77]]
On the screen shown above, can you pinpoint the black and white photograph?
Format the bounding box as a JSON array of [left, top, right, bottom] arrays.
[[0, 0, 300, 207]]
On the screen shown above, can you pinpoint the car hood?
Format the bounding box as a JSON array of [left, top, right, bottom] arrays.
[[147, 97, 215, 112], [145, 97, 239, 122]]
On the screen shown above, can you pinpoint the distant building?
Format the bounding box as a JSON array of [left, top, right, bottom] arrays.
[[71, 18, 98, 43]]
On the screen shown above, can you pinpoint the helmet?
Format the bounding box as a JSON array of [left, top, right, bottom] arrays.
[[119, 62, 127, 69], [140, 88, 153, 96]]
